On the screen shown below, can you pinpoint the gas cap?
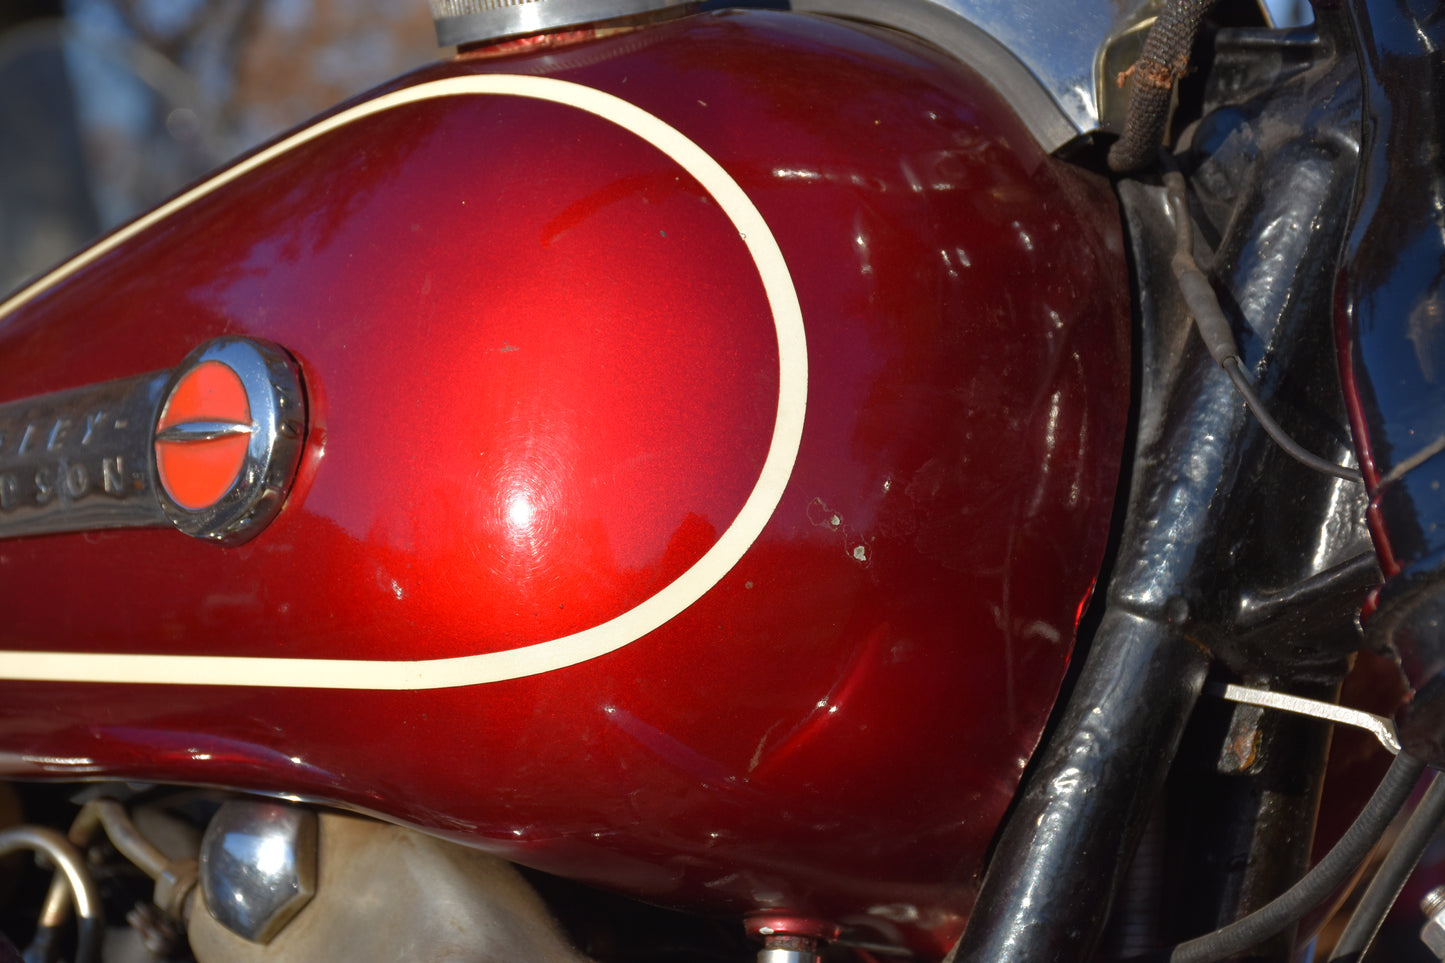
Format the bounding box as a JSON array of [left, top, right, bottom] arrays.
[[429, 0, 695, 47]]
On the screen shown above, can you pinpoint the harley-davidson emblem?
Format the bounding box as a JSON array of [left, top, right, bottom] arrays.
[[155, 360, 256, 510], [0, 338, 305, 544]]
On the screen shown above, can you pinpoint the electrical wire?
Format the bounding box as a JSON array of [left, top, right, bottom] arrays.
[[1328, 772, 1445, 961], [1161, 164, 1364, 485], [1164, 751, 1425, 963], [1222, 359, 1364, 483]]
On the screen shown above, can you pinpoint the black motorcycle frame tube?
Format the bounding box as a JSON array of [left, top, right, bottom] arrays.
[[951, 166, 1199, 960], [953, 177, 1218, 963], [952, 608, 1209, 963], [1157, 22, 1375, 956], [1335, 0, 1445, 764], [957, 13, 1374, 955]]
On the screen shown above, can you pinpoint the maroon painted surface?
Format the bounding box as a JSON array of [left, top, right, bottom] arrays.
[[0, 11, 1129, 953]]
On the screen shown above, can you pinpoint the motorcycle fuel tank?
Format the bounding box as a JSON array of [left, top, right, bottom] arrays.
[[0, 10, 1128, 953]]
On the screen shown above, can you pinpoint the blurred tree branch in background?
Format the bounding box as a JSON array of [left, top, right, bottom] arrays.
[[0, 0, 437, 295]]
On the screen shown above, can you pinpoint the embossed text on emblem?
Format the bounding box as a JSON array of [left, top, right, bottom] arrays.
[[0, 373, 171, 536], [0, 409, 145, 511]]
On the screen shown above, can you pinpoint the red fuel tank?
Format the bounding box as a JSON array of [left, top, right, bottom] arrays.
[[0, 10, 1128, 953]]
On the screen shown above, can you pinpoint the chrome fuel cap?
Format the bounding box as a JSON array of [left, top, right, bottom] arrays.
[[429, 0, 695, 47]]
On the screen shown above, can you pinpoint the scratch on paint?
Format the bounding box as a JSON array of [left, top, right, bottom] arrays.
[[749, 720, 782, 773]]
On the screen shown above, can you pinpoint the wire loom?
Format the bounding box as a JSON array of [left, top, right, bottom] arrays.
[[1108, 0, 1221, 172]]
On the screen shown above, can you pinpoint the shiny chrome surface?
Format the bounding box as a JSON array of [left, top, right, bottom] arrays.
[[0, 337, 303, 544], [758, 950, 821, 963], [0, 372, 169, 536], [790, 0, 1161, 151], [189, 812, 590, 963], [156, 422, 257, 443], [429, 0, 693, 47], [155, 338, 305, 544], [199, 801, 318, 945], [1424, 887, 1445, 958]]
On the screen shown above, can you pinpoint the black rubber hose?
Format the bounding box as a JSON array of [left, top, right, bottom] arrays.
[[1108, 0, 1220, 172], [1328, 772, 1445, 961], [1165, 751, 1426, 963]]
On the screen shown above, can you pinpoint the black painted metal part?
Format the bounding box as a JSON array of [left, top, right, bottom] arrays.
[[957, 9, 1376, 959], [1336, 0, 1445, 765]]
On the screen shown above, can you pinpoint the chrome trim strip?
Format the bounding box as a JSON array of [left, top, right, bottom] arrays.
[[0, 373, 171, 537], [430, 0, 692, 47], [791, 0, 1161, 152], [0, 338, 304, 545]]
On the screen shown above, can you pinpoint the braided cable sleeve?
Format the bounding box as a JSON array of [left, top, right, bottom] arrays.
[[1108, 0, 1219, 172]]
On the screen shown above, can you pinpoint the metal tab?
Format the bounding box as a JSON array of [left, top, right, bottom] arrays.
[[1214, 682, 1402, 755]]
